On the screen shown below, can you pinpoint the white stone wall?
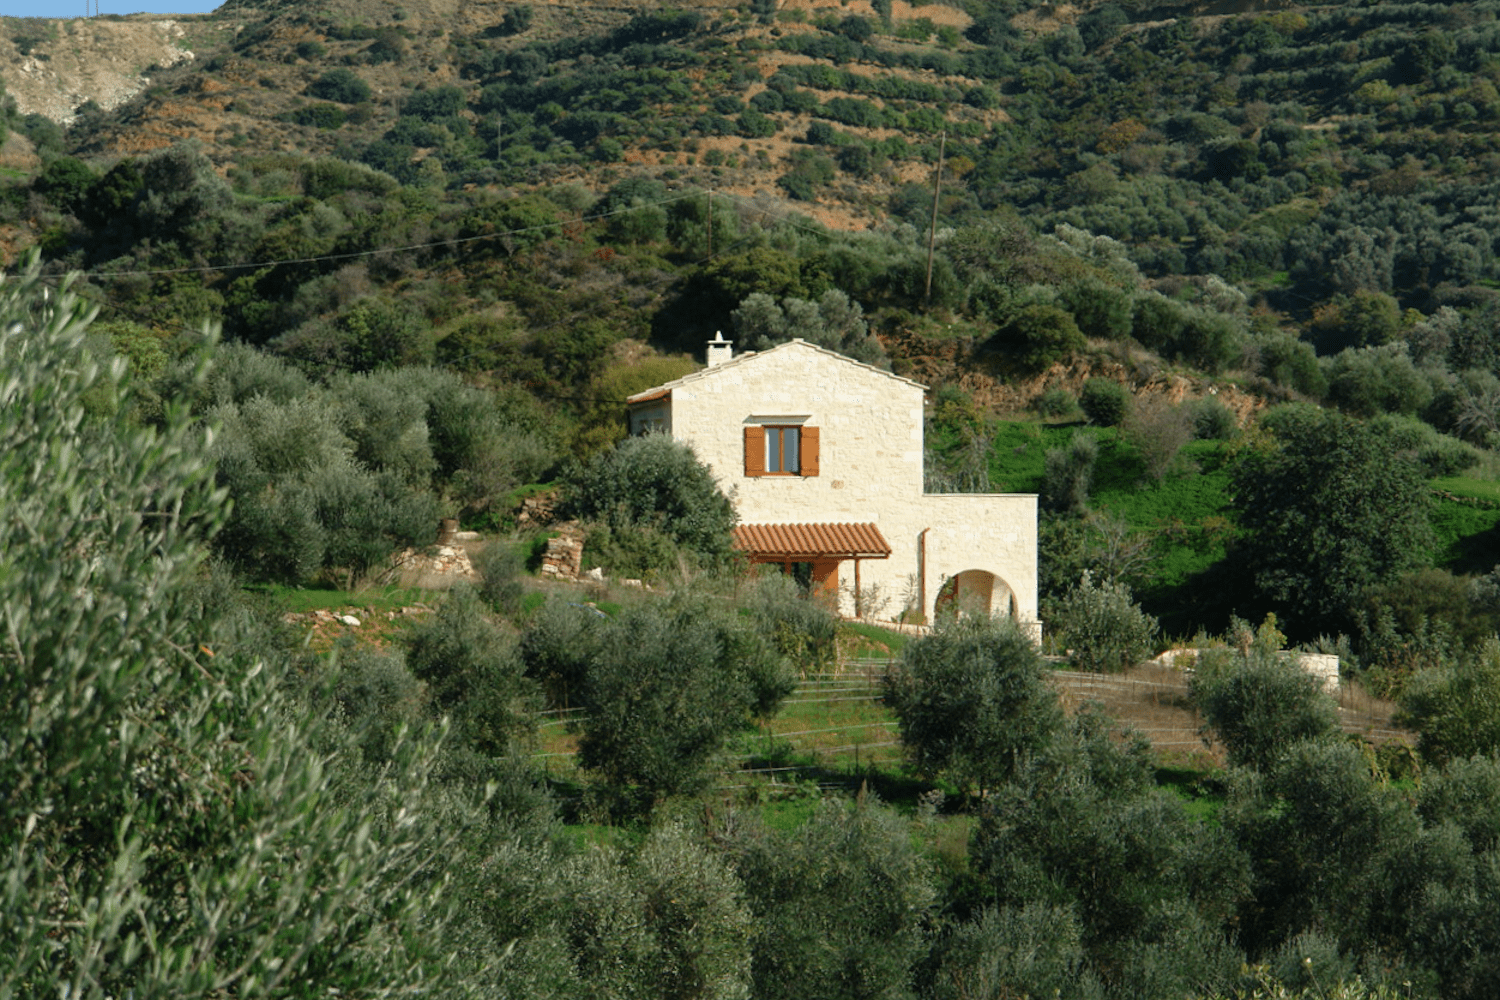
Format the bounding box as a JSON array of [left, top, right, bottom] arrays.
[[638, 341, 1038, 624]]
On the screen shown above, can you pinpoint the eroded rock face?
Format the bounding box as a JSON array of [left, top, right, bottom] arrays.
[[4, 17, 197, 124]]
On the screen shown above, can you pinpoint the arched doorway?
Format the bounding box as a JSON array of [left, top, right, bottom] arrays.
[[933, 570, 1017, 621]]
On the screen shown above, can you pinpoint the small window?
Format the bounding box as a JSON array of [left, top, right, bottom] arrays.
[[745, 425, 819, 477], [766, 426, 800, 474]]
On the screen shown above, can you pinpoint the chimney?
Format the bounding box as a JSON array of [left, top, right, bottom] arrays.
[[707, 331, 733, 367]]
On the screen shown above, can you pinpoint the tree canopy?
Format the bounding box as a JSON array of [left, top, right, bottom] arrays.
[[1232, 405, 1433, 629]]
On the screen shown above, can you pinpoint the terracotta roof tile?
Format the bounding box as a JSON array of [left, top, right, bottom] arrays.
[[629, 387, 671, 403], [733, 522, 892, 560]]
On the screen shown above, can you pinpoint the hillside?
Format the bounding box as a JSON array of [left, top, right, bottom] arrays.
[[14, 8, 1500, 996], [5, 0, 1500, 648]]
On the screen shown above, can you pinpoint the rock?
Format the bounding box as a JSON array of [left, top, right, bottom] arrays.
[[338, 615, 361, 627], [585, 566, 605, 582]]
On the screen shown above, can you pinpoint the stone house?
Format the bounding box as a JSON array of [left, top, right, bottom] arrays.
[[627, 335, 1039, 630]]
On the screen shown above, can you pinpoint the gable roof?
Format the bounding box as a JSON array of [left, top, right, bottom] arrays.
[[625, 338, 927, 405]]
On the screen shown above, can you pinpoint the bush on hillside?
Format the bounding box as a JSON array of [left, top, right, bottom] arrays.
[[728, 798, 939, 1000], [1398, 639, 1500, 766], [1123, 396, 1192, 480], [1001, 303, 1087, 371], [309, 67, 372, 103], [567, 434, 737, 569], [1041, 433, 1098, 515], [1079, 378, 1130, 427], [1188, 394, 1238, 440], [1051, 570, 1158, 672]]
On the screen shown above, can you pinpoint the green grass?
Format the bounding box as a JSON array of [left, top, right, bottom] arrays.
[[760, 793, 825, 831], [1428, 498, 1500, 573], [983, 421, 1237, 594], [840, 621, 911, 655], [1432, 476, 1500, 504], [1155, 766, 1226, 824], [981, 420, 1089, 493]]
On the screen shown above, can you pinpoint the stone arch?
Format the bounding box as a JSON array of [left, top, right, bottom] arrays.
[[933, 569, 1018, 621]]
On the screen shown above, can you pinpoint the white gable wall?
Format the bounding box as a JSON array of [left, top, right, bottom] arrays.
[[635, 341, 1038, 625]]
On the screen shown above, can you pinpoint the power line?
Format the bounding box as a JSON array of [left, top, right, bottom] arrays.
[[77, 189, 708, 279], [30, 183, 856, 380]]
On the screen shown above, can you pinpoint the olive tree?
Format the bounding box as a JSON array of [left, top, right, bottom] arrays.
[[567, 433, 738, 568], [884, 614, 1063, 798], [0, 262, 479, 997], [1398, 639, 1500, 766], [1051, 570, 1158, 672], [728, 798, 938, 1000], [1192, 645, 1341, 772], [523, 596, 795, 804]]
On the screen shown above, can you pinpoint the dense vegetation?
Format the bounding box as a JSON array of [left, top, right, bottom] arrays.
[[12, 0, 1500, 995]]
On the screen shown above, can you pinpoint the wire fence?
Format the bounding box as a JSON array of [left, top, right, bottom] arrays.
[[534, 657, 1415, 787]]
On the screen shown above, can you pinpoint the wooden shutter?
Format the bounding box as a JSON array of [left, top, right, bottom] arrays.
[[744, 425, 766, 476], [800, 426, 820, 477]]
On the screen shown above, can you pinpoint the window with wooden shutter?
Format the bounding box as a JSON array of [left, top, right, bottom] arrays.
[[744, 425, 766, 476], [800, 426, 820, 476]]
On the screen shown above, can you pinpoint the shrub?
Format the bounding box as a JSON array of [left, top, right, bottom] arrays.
[[519, 598, 605, 708], [403, 85, 465, 122], [309, 67, 372, 103], [565, 823, 753, 1000], [1367, 414, 1479, 478], [209, 393, 440, 584], [0, 259, 477, 996], [1188, 394, 1238, 439], [1123, 396, 1192, 481], [1041, 433, 1098, 516], [567, 434, 737, 568], [884, 614, 1063, 797], [280, 103, 347, 129], [1001, 303, 1086, 371], [1192, 641, 1341, 772], [1234, 406, 1432, 625], [728, 798, 938, 1000], [737, 110, 778, 138], [582, 522, 682, 580], [741, 570, 839, 671], [731, 289, 886, 367], [1398, 639, 1500, 766], [1079, 378, 1130, 426], [1059, 278, 1134, 341], [1323, 345, 1434, 418], [1051, 571, 1157, 672], [406, 585, 538, 754], [474, 541, 528, 616], [930, 905, 1103, 1000], [557, 597, 794, 802], [1256, 333, 1327, 397], [1036, 386, 1079, 419], [970, 709, 1247, 994]]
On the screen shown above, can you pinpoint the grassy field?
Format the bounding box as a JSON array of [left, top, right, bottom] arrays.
[[535, 655, 1404, 844], [982, 420, 1500, 609]]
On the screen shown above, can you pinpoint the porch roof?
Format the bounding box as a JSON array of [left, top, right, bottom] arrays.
[[733, 522, 892, 561]]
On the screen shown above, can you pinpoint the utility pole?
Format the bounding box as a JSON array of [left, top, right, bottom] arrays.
[[924, 131, 946, 307]]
